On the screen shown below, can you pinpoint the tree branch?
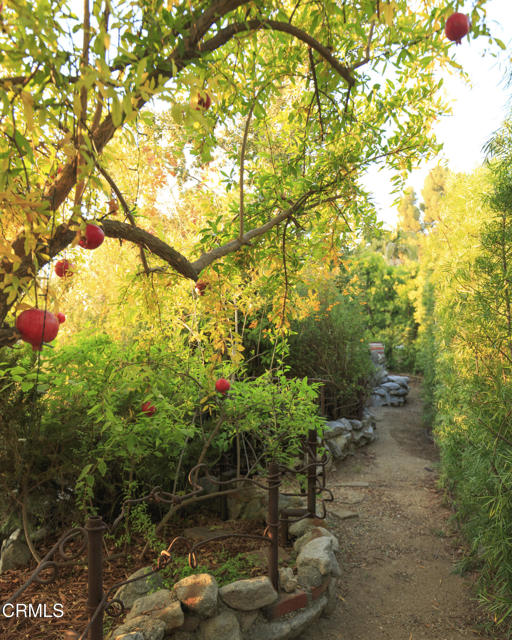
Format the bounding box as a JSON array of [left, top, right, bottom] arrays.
[[200, 20, 355, 87]]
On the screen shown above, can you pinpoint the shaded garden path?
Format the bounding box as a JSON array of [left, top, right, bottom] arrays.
[[299, 379, 499, 640]]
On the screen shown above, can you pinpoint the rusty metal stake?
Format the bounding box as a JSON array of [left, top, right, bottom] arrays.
[[267, 461, 280, 592], [307, 429, 317, 518], [86, 516, 107, 640]]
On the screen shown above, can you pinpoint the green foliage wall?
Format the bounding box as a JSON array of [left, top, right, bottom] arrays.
[[416, 165, 512, 630]]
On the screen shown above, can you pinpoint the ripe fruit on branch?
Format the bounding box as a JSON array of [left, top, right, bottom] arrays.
[[79, 224, 105, 250], [57, 313, 66, 324], [215, 378, 230, 394], [55, 259, 73, 278], [445, 12, 470, 44], [195, 92, 212, 111], [195, 280, 208, 296], [141, 401, 156, 416], [16, 309, 60, 351]]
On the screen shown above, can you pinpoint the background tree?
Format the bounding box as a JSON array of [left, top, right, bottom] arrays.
[[421, 165, 449, 226], [397, 186, 422, 233]]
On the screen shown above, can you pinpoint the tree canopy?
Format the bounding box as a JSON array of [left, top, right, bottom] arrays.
[[0, 0, 493, 347]]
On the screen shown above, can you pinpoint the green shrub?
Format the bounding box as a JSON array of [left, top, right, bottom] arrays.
[[285, 286, 374, 418]]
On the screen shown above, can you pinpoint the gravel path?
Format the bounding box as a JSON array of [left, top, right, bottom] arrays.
[[298, 379, 500, 640]]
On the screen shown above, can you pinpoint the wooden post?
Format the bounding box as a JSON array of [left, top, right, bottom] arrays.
[[267, 461, 280, 592], [307, 429, 317, 518], [86, 516, 107, 640]]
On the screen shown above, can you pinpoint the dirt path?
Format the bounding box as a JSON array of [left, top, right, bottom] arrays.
[[298, 379, 497, 640]]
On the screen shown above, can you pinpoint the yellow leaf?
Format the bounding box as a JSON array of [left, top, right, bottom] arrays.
[[21, 91, 34, 131], [382, 2, 395, 26]]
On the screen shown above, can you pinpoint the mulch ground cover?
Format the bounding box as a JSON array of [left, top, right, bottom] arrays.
[[0, 514, 270, 640]]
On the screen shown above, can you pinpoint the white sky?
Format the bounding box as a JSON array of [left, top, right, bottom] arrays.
[[363, 0, 512, 228]]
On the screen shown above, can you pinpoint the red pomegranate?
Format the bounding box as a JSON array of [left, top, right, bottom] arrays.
[[195, 280, 208, 296], [57, 313, 66, 324], [445, 12, 470, 44], [141, 401, 156, 416], [79, 224, 105, 250], [196, 92, 212, 111], [16, 309, 60, 351], [55, 259, 73, 278], [215, 378, 230, 394]]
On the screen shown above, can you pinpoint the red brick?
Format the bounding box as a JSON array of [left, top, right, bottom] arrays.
[[311, 576, 331, 601], [264, 591, 308, 619]]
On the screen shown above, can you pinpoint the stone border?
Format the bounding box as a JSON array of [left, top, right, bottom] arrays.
[[109, 521, 340, 640]]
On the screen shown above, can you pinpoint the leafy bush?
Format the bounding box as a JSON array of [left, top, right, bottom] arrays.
[[0, 332, 207, 525], [284, 285, 374, 419], [416, 165, 512, 631], [220, 371, 325, 468]]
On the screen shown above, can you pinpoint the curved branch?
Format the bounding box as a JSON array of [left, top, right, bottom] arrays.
[[192, 190, 314, 273], [200, 19, 355, 87]]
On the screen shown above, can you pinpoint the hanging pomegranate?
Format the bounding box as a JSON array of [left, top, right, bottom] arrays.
[[445, 12, 470, 44], [79, 224, 105, 250], [55, 259, 74, 278], [16, 309, 60, 351], [196, 92, 212, 111], [141, 401, 156, 416], [215, 378, 230, 394], [195, 280, 208, 296], [56, 313, 66, 324]]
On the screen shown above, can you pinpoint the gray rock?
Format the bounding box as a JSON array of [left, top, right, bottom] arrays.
[[326, 434, 351, 460], [173, 633, 194, 640], [297, 564, 323, 589], [246, 595, 328, 640], [114, 567, 164, 610], [373, 386, 388, 397], [278, 567, 298, 594], [348, 419, 363, 431], [390, 396, 406, 407], [288, 518, 316, 538], [227, 482, 267, 521], [111, 615, 166, 640], [200, 610, 241, 640], [179, 613, 201, 631], [0, 528, 31, 573], [293, 527, 339, 554], [219, 576, 278, 611], [329, 508, 359, 520], [174, 574, 218, 618], [369, 394, 386, 407], [113, 634, 145, 640], [323, 418, 352, 439], [387, 374, 410, 387], [351, 430, 370, 446], [236, 610, 260, 632], [126, 589, 184, 633], [381, 381, 401, 391], [279, 494, 306, 514], [172, 633, 193, 640], [296, 537, 341, 578], [390, 387, 408, 396], [323, 578, 338, 616]]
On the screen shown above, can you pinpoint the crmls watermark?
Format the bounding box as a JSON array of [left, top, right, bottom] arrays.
[[1, 602, 64, 618]]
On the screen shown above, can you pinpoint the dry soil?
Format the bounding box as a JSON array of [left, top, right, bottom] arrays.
[[298, 379, 501, 640]]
